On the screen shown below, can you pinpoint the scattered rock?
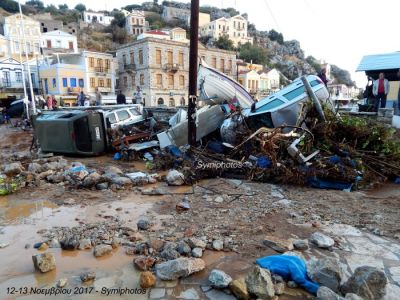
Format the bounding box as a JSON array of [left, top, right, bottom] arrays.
[[274, 282, 285, 295], [150, 239, 165, 251], [293, 239, 309, 250], [317, 286, 344, 300], [308, 257, 343, 292], [137, 217, 151, 230], [96, 182, 109, 190], [229, 277, 248, 300], [212, 239, 224, 251], [38, 243, 48, 251], [111, 237, 121, 248], [133, 256, 156, 271], [28, 162, 42, 173], [129, 232, 144, 242], [310, 232, 335, 248], [187, 238, 206, 249], [245, 266, 275, 299], [340, 266, 387, 300], [161, 247, 180, 260], [63, 198, 75, 205], [80, 271, 96, 282], [110, 176, 132, 187], [344, 293, 364, 300], [93, 244, 112, 257], [140, 271, 156, 288], [263, 235, 293, 253], [104, 166, 123, 175], [60, 236, 79, 250], [83, 172, 102, 187], [56, 278, 68, 288], [209, 269, 232, 288], [3, 162, 24, 176], [32, 252, 56, 273], [287, 281, 298, 288], [166, 170, 185, 186], [176, 241, 191, 255], [192, 247, 203, 258], [156, 258, 205, 280], [214, 196, 224, 203], [78, 239, 92, 250]]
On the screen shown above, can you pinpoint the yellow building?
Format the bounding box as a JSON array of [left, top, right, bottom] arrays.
[[39, 51, 115, 100], [0, 14, 41, 61]]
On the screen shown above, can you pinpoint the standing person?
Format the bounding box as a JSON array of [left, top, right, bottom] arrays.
[[95, 87, 102, 106], [373, 72, 390, 111], [133, 86, 142, 104], [116, 90, 126, 104], [77, 91, 85, 106], [317, 68, 328, 87], [51, 95, 57, 109], [46, 95, 53, 110]]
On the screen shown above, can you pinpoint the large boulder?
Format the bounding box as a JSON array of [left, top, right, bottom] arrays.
[[245, 266, 275, 299], [310, 232, 335, 248], [208, 269, 232, 288], [156, 258, 205, 280], [187, 237, 206, 249], [340, 266, 387, 300], [93, 245, 113, 257], [308, 257, 343, 292], [3, 162, 24, 176], [32, 252, 56, 273], [229, 277, 249, 300], [263, 235, 293, 253], [140, 271, 156, 288]]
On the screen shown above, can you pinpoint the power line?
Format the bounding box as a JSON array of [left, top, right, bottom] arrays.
[[262, 0, 281, 32]]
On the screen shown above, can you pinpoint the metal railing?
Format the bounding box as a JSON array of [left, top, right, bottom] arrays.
[[124, 64, 136, 71], [164, 63, 180, 72]]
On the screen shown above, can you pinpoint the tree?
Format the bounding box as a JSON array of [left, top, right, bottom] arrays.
[[146, 14, 166, 29], [214, 35, 235, 51], [74, 3, 86, 12], [58, 4, 68, 10], [45, 4, 58, 15], [238, 43, 269, 65], [112, 25, 127, 44], [111, 12, 126, 28], [222, 7, 240, 17], [123, 4, 142, 11], [0, 0, 19, 13], [25, 0, 44, 10], [268, 29, 284, 45]]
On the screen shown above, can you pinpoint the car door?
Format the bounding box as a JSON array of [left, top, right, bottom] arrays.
[[116, 109, 131, 126]]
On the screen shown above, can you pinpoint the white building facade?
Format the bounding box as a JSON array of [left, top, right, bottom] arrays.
[[83, 11, 113, 26], [199, 15, 253, 47], [125, 10, 147, 36], [41, 30, 78, 54]]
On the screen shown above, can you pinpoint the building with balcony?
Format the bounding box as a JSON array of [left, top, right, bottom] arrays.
[[38, 51, 115, 97], [116, 37, 236, 107], [161, 6, 210, 27], [199, 14, 253, 47], [125, 10, 147, 36], [238, 68, 280, 98], [83, 11, 113, 26], [0, 13, 41, 61], [41, 30, 78, 55], [0, 57, 24, 91]]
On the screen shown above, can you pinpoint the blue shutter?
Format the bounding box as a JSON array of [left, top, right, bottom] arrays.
[[79, 79, 84, 87], [70, 78, 77, 87], [62, 78, 68, 87]]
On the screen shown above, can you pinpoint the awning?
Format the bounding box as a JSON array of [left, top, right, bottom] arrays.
[[356, 52, 400, 72]]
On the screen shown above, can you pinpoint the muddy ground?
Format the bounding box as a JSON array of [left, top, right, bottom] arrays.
[[1, 123, 400, 299]]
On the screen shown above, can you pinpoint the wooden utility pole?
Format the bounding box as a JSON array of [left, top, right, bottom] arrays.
[[188, 0, 199, 146]]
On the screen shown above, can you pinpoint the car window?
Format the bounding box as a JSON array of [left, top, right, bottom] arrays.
[[283, 86, 305, 101], [129, 108, 140, 116], [107, 113, 117, 124], [116, 110, 130, 121], [310, 80, 321, 87]]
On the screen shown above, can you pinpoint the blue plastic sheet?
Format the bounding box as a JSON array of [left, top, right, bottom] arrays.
[[256, 255, 319, 295], [257, 156, 272, 168], [307, 177, 353, 191]]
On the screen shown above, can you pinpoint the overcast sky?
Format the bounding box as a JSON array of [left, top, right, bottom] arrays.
[[38, 0, 400, 87]]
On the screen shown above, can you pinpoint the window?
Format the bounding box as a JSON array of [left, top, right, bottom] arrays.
[[168, 74, 174, 86], [70, 78, 77, 87], [180, 97, 185, 106], [157, 98, 164, 105], [98, 78, 104, 87], [179, 75, 184, 86], [52, 78, 56, 87], [169, 98, 175, 107], [211, 57, 216, 68], [178, 52, 184, 67], [122, 54, 126, 65], [97, 58, 103, 67], [156, 74, 162, 86], [129, 52, 134, 64], [107, 78, 111, 88], [140, 74, 144, 85], [228, 59, 232, 72], [15, 72, 22, 82], [90, 77, 96, 88], [105, 59, 110, 70], [129, 108, 140, 116], [14, 41, 19, 52], [79, 79, 84, 87], [62, 78, 68, 87], [116, 110, 130, 121], [156, 49, 161, 64], [34, 43, 40, 52], [220, 58, 225, 71], [131, 75, 135, 87], [107, 113, 117, 124], [257, 99, 284, 112], [139, 49, 143, 64], [89, 57, 95, 68], [167, 50, 173, 64], [123, 76, 128, 87]]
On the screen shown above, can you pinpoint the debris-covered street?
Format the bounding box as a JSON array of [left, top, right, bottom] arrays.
[[1, 120, 400, 299]]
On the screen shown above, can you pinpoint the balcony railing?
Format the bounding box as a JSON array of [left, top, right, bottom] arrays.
[[94, 66, 110, 73], [164, 63, 180, 72], [124, 63, 136, 71]]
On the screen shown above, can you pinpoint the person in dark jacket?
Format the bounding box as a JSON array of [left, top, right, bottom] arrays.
[[116, 91, 126, 104], [317, 68, 328, 87]]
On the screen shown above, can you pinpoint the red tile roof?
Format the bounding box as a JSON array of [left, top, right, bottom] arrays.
[[145, 30, 169, 36]]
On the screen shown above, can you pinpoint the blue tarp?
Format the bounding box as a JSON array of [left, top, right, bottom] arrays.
[[256, 255, 319, 295]]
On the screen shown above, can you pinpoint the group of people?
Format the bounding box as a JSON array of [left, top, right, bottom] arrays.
[[117, 87, 143, 105], [45, 95, 58, 110], [76, 88, 103, 106]]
